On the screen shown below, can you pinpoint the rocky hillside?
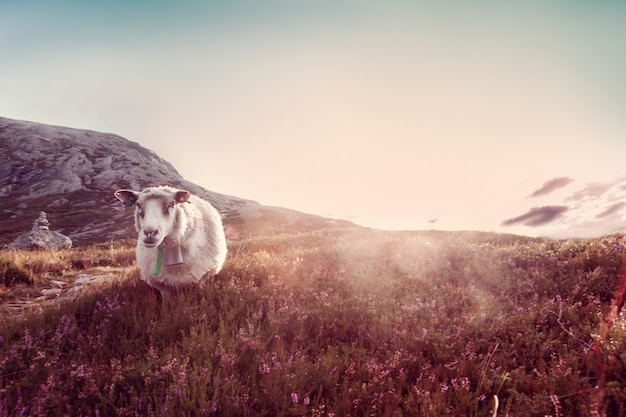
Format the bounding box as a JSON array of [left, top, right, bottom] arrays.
[[0, 117, 354, 247]]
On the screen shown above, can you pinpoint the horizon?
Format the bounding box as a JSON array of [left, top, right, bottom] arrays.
[[2, 1, 626, 238]]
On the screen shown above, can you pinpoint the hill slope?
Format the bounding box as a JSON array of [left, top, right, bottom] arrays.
[[0, 117, 354, 246]]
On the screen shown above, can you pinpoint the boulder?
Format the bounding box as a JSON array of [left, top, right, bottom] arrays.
[[8, 212, 72, 251]]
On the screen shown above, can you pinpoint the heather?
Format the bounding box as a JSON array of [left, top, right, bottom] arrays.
[[1, 229, 625, 416]]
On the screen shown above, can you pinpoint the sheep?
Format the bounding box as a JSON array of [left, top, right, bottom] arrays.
[[114, 185, 227, 293]]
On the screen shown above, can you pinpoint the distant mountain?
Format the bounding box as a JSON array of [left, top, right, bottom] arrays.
[[0, 117, 354, 246]]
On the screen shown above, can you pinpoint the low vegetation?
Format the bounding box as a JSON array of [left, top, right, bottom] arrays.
[[1, 229, 625, 416]]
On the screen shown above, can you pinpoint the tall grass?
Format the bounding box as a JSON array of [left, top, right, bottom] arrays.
[[0, 241, 136, 282], [1, 229, 625, 416]]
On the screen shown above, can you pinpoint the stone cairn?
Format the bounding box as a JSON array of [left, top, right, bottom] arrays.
[[8, 212, 72, 251], [34, 211, 50, 230]]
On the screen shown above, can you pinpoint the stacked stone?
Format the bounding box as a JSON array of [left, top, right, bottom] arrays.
[[8, 212, 72, 251]]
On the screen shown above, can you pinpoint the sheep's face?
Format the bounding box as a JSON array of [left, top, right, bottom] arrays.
[[115, 188, 190, 248]]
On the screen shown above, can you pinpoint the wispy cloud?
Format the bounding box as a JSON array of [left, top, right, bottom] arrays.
[[528, 177, 574, 198], [537, 177, 626, 237], [595, 202, 626, 219], [502, 206, 569, 227], [565, 182, 615, 202]]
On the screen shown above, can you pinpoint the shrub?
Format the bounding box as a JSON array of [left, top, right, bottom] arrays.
[[1, 230, 625, 416], [0, 255, 33, 286]]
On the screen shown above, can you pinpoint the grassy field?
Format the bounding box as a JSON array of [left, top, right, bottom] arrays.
[[1, 228, 625, 416]]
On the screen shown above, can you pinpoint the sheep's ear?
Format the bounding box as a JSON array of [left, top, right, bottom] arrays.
[[175, 190, 191, 204], [115, 190, 139, 207]]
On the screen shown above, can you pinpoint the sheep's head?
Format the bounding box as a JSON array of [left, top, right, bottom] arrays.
[[115, 187, 190, 248]]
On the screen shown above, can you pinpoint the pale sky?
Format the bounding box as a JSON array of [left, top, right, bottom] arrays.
[[2, 1, 626, 237]]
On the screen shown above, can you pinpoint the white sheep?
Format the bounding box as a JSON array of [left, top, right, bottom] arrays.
[[115, 185, 227, 293]]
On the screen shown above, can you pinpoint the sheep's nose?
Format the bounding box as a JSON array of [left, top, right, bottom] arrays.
[[143, 228, 159, 240]]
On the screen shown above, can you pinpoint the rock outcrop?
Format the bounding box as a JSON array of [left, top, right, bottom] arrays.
[[8, 212, 72, 251]]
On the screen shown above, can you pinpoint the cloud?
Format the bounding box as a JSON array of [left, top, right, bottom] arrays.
[[565, 182, 615, 202], [502, 206, 569, 227], [528, 177, 574, 198], [595, 202, 626, 219]]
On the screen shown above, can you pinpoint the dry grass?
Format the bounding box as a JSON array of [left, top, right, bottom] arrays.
[[0, 241, 136, 309], [1, 228, 625, 416]]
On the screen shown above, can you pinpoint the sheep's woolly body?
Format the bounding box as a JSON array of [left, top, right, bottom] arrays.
[[118, 185, 227, 292]]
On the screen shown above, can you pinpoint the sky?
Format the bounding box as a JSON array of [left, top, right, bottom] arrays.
[[2, 0, 626, 238]]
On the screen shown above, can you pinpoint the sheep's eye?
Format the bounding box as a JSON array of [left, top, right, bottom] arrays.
[[162, 201, 176, 216]]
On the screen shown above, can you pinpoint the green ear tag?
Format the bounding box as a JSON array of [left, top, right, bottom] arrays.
[[124, 196, 136, 207], [153, 248, 163, 276]]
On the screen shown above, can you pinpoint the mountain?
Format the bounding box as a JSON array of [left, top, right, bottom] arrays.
[[0, 117, 354, 247]]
